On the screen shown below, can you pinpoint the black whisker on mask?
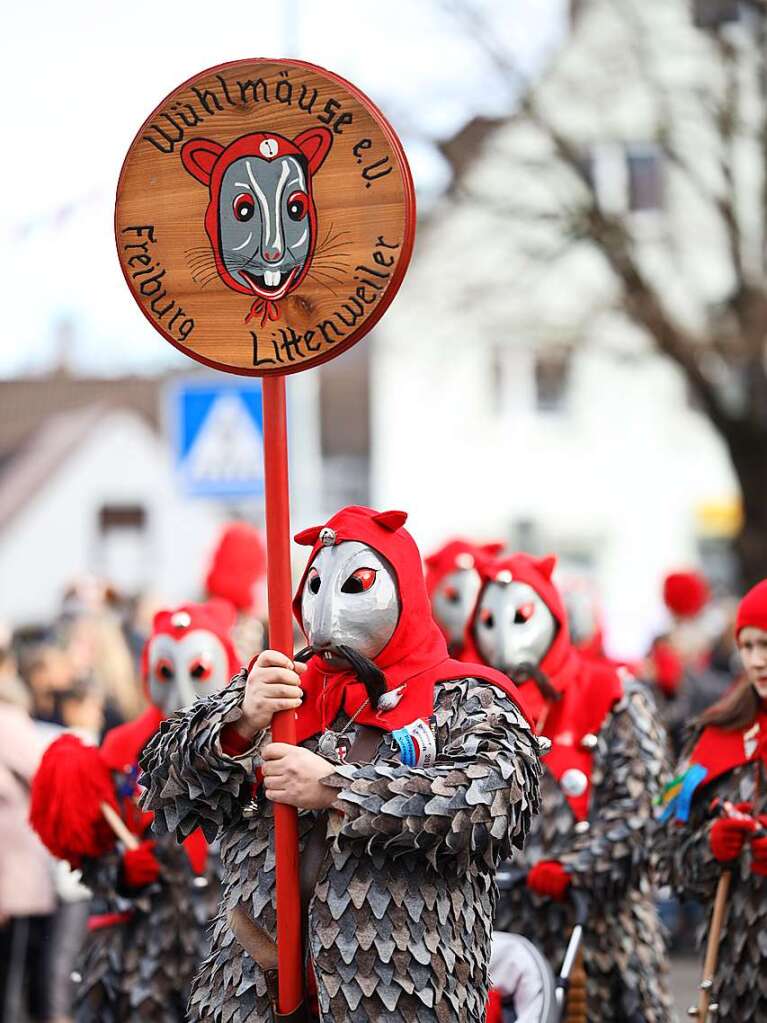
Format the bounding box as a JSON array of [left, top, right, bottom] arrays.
[[294, 647, 314, 663], [506, 662, 561, 702], [336, 645, 387, 707]]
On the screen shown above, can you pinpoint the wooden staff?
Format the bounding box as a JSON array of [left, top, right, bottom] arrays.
[[556, 889, 589, 1023], [689, 870, 731, 1020], [100, 801, 139, 851]]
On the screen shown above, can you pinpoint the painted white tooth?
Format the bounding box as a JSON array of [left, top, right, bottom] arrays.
[[264, 270, 282, 287]]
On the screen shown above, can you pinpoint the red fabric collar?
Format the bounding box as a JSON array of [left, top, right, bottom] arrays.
[[689, 708, 767, 786], [520, 659, 623, 820], [100, 706, 165, 771], [292, 507, 533, 738]]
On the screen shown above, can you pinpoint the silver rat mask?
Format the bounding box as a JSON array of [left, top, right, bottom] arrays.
[[147, 624, 231, 714], [474, 579, 556, 673], [301, 540, 400, 666], [431, 566, 481, 651]]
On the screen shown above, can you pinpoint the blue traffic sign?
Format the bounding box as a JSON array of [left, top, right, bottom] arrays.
[[169, 379, 264, 498]]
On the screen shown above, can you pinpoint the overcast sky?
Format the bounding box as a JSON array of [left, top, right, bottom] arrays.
[[0, 0, 565, 377]]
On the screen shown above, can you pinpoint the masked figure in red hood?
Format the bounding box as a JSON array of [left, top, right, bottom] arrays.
[[140, 506, 543, 1023], [30, 600, 239, 1023], [472, 554, 673, 1023], [424, 538, 504, 659]]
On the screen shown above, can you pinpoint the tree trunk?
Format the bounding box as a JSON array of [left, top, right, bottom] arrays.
[[724, 420, 767, 589]]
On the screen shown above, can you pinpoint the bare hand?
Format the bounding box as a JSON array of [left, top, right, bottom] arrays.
[[237, 650, 306, 738], [262, 743, 337, 810]]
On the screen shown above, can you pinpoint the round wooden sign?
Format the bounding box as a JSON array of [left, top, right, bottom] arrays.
[[115, 59, 416, 376]]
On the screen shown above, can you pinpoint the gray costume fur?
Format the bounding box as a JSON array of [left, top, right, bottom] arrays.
[[661, 736, 767, 1021], [494, 680, 674, 1023], [75, 768, 218, 1022], [139, 671, 542, 1022]]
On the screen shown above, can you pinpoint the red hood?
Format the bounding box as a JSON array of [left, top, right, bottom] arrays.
[[424, 538, 504, 597], [292, 506, 532, 737], [206, 522, 266, 612], [140, 599, 240, 699]]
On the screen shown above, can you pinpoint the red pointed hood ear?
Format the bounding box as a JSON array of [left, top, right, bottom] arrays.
[[181, 138, 224, 185], [294, 525, 322, 546], [424, 552, 440, 569], [373, 510, 408, 532], [293, 127, 333, 175], [536, 555, 557, 581], [481, 542, 505, 558]]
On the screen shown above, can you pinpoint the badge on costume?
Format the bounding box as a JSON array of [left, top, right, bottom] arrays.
[[561, 768, 588, 798], [391, 718, 437, 768]]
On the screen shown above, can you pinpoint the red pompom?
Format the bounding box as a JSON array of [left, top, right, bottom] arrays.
[[526, 860, 571, 901], [29, 734, 119, 867], [663, 571, 709, 618], [205, 523, 266, 611]]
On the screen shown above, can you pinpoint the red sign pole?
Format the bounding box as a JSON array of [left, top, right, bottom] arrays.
[[261, 374, 303, 1014]]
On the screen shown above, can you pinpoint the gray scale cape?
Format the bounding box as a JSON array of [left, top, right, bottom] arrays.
[[75, 780, 219, 1022], [494, 680, 674, 1023], [660, 744, 767, 1020], [139, 672, 543, 1022]]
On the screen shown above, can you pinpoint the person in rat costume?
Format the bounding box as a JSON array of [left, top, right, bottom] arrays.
[[424, 539, 504, 660], [474, 554, 673, 1023], [139, 506, 543, 1023], [660, 578, 767, 1020], [30, 600, 240, 1023]]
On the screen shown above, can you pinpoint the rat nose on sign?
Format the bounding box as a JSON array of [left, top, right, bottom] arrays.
[[114, 56, 416, 1017]]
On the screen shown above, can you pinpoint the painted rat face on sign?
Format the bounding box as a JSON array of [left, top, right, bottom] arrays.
[[181, 129, 333, 325], [474, 579, 556, 674], [300, 540, 400, 668]]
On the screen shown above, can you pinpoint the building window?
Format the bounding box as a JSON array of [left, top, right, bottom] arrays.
[[693, 0, 739, 29], [534, 348, 571, 412], [627, 146, 663, 211], [96, 504, 149, 594]]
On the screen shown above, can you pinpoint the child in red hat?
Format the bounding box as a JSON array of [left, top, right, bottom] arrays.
[[661, 578, 767, 1020]]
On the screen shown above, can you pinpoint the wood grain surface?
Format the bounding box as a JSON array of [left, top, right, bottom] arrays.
[[115, 59, 416, 376]]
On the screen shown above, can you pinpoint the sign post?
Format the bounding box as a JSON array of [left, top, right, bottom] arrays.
[[115, 57, 415, 1015]]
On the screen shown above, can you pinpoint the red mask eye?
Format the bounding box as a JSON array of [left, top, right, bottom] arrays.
[[189, 657, 213, 682], [154, 657, 174, 682], [307, 568, 321, 595], [233, 193, 255, 222], [341, 568, 377, 594], [443, 585, 460, 604], [480, 608, 494, 627], [287, 191, 309, 222], [515, 603, 535, 624]]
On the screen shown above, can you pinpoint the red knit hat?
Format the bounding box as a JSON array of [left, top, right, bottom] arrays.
[[735, 579, 767, 638], [663, 570, 710, 618]]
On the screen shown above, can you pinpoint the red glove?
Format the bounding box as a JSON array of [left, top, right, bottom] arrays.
[[527, 860, 571, 901], [122, 840, 160, 888], [709, 817, 756, 862]]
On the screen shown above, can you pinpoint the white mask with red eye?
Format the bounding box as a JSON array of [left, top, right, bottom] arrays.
[[474, 580, 556, 674], [431, 567, 481, 650], [300, 540, 400, 667], [147, 628, 231, 714]]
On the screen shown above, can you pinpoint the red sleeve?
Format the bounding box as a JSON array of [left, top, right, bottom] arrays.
[[220, 723, 255, 757]]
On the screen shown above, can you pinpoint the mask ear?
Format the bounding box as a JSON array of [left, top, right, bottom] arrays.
[[181, 138, 224, 186], [293, 127, 333, 175], [294, 525, 322, 546], [536, 555, 557, 580], [481, 541, 505, 557], [372, 510, 408, 532], [424, 553, 440, 569]]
